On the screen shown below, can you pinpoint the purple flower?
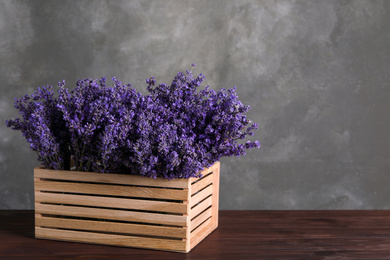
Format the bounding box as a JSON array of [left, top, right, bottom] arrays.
[[5, 65, 260, 179]]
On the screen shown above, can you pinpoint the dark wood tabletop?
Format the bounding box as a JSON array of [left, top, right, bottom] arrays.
[[1, 210, 390, 259]]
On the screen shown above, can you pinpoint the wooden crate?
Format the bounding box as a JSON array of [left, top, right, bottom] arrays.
[[34, 162, 220, 253]]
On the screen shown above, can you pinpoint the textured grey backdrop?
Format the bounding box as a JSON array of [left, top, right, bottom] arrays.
[[1, 0, 390, 209]]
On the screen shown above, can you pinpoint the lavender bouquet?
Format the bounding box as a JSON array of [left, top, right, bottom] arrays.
[[6, 65, 260, 179]]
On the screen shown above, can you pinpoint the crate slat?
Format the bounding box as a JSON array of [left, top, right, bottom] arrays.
[[190, 207, 212, 232], [36, 215, 187, 238], [35, 227, 187, 252], [35, 192, 187, 214], [190, 185, 213, 208], [190, 218, 216, 249], [35, 181, 188, 200], [191, 174, 213, 195], [190, 196, 213, 219], [35, 168, 189, 189], [35, 203, 187, 226], [191, 217, 212, 237]]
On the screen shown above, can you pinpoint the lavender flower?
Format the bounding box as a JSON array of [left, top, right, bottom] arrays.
[[6, 65, 260, 179], [6, 84, 70, 170]]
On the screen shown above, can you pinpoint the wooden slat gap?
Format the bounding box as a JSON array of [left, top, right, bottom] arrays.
[[191, 172, 213, 185], [190, 217, 212, 234], [38, 202, 186, 216], [190, 208, 213, 232], [37, 178, 186, 191], [37, 190, 186, 204], [191, 174, 213, 196], [190, 196, 213, 219], [191, 183, 213, 198], [191, 206, 212, 221], [39, 214, 185, 228], [191, 195, 212, 210]]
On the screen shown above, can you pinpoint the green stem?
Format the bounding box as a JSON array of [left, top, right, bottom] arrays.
[[79, 143, 86, 171], [86, 161, 91, 172]]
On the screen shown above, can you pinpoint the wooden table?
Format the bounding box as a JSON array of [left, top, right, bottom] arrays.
[[1, 210, 390, 259]]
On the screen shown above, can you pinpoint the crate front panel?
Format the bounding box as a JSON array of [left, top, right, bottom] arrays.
[[34, 162, 220, 253]]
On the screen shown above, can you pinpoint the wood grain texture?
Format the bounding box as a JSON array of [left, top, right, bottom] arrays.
[[35, 192, 188, 214], [35, 227, 187, 252], [4, 210, 390, 259], [33, 162, 220, 253], [191, 174, 213, 195], [210, 161, 220, 229], [35, 202, 188, 227], [35, 167, 189, 188], [35, 215, 187, 238], [190, 196, 212, 219], [190, 207, 212, 232], [189, 185, 213, 208], [187, 162, 220, 250], [189, 218, 215, 249], [35, 180, 189, 200]]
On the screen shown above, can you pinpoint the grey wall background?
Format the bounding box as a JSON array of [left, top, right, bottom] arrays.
[[1, 0, 390, 209]]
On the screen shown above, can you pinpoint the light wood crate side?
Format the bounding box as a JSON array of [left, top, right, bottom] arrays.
[[189, 161, 220, 251], [35, 227, 187, 252]]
